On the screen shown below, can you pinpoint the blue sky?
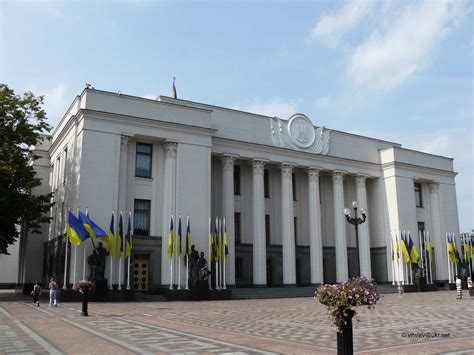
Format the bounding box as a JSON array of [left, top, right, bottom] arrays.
[[1, 0, 472, 231]]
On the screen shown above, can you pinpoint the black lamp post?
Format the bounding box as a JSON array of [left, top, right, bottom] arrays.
[[344, 201, 367, 277]]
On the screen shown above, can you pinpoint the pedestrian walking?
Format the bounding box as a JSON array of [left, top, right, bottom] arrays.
[[467, 276, 473, 297], [397, 283, 404, 298], [48, 277, 58, 307], [455, 276, 462, 300], [31, 281, 41, 307]]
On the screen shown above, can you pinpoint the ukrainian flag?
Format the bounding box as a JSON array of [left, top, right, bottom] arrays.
[[447, 235, 457, 263], [67, 211, 88, 245], [167, 215, 174, 259], [401, 233, 411, 263], [408, 234, 419, 263], [107, 212, 115, 258], [125, 213, 132, 257], [186, 217, 191, 255], [224, 220, 229, 260], [177, 216, 182, 257], [117, 212, 123, 258], [79, 211, 107, 239], [209, 219, 215, 262], [214, 220, 220, 262], [393, 237, 399, 260], [425, 239, 433, 261]]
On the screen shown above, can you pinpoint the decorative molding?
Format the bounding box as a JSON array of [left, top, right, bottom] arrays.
[[332, 171, 345, 185], [251, 160, 265, 175], [281, 163, 294, 179], [221, 155, 236, 171], [306, 167, 320, 182], [355, 175, 367, 189], [164, 141, 178, 159], [429, 182, 439, 194]]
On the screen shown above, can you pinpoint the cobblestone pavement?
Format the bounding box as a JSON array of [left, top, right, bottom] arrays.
[[0, 291, 472, 354]]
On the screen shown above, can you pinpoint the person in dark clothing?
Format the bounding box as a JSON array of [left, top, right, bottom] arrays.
[[31, 281, 41, 307]]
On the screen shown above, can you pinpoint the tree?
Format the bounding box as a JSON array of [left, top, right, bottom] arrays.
[[0, 84, 53, 254]]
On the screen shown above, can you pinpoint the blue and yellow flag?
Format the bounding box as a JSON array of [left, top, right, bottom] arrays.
[[447, 235, 457, 263], [167, 215, 174, 259], [407, 234, 419, 263], [392, 236, 399, 260], [67, 211, 89, 245], [209, 219, 215, 262], [224, 219, 229, 260], [177, 216, 182, 257], [79, 211, 107, 239], [425, 238, 433, 261], [125, 213, 132, 257], [186, 217, 191, 255], [107, 212, 115, 258], [401, 233, 411, 263], [116, 213, 123, 258], [214, 219, 220, 262]]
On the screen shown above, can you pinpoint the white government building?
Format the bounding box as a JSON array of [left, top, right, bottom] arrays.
[[3, 88, 461, 292]]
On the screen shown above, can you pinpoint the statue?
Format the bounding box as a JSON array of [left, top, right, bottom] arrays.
[[87, 242, 109, 279], [197, 252, 210, 281]]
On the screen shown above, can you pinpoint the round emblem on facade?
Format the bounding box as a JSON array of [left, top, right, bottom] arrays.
[[287, 114, 315, 148]]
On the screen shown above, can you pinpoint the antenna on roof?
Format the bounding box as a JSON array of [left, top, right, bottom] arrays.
[[172, 77, 177, 99]]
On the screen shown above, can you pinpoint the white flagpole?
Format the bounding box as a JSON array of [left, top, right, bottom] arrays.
[[390, 231, 395, 285], [427, 231, 433, 284], [469, 233, 473, 277], [73, 207, 79, 284], [215, 217, 219, 290], [398, 231, 404, 285], [184, 215, 189, 290], [219, 218, 223, 289], [82, 207, 88, 280], [109, 210, 114, 290], [127, 211, 132, 290], [178, 214, 182, 290], [118, 211, 123, 290], [408, 232, 413, 285], [419, 230, 424, 278], [169, 213, 174, 290], [63, 207, 69, 289], [402, 231, 408, 285], [446, 232, 452, 283], [223, 218, 227, 290], [209, 217, 213, 291], [453, 233, 459, 277]]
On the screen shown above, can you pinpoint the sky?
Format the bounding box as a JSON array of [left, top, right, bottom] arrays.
[[1, 0, 472, 231]]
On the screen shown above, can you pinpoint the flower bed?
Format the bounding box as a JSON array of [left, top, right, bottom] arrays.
[[315, 277, 379, 332]]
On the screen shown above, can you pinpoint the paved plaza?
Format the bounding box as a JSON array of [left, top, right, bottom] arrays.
[[0, 290, 472, 354]]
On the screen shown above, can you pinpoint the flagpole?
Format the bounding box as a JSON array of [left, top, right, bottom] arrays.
[[82, 207, 88, 280], [469, 233, 473, 277], [418, 230, 424, 279], [215, 217, 219, 290], [393, 231, 400, 284], [427, 231, 433, 284], [223, 218, 227, 290], [446, 232, 451, 283], [397, 231, 403, 285], [127, 211, 132, 290], [72, 207, 80, 285], [208, 217, 212, 291], [184, 215, 189, 290], [219, 218, 222, 289], [63, 207, 70, 289], [169, 213, 174, 290], [453, 233, 459, 276], [390, 231, 395, 285], [178, 214, 182, 290], [118, 211, 123, 290], [109, 210, 114, 290]]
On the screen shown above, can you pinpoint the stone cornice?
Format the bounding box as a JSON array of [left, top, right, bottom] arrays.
[[382, 161, 457, 177]]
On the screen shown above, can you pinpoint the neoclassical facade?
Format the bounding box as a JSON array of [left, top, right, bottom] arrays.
[[12, 88, 460, 291]]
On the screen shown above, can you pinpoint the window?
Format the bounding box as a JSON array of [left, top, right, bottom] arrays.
[[265, 214, 271, 244], [415, 183, 423, 207], [234, 212, 241, 243], [294, 216, 298, 246], [135, 143, 152, 178], [134, 199, 151, 235], [234, 165, 241, 195], [63, 148, 67, 184], [235, 258, 243, 279], [292, 173, 297, 201], [264, 169, 270, 198], [418, 222, 425, 232], [51, 163, 55, 191]]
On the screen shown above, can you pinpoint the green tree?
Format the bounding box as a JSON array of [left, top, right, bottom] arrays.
[[0, 84, 53, 254]]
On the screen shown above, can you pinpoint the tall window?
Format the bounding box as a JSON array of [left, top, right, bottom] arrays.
[[265, 214, 271, 244], [62, 147, 67, 184], [55, 157, 60, 190], [134, 199, 151, 235], [234, 212, 241, 243], [264, 169, 270, 198], [235, 258, 243, 279], [414, 182, 423, 207], [135, 143, 152, 178], [234, 165, 241, 195], [292, 173, 297, 201], [294, 216, 298, 246], [418, 222, 425, 232]]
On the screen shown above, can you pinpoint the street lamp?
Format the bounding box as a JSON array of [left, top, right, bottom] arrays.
[[344, 201, 367, 277]]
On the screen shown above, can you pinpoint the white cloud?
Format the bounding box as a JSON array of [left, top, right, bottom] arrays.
[[42, 84, 69, 126], [310, 0, 373, 46], [233, 98, 300, 118], [349, 0, 467, 90]]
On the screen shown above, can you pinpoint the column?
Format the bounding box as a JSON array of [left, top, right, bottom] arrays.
[[281, 163, 296, 285], [161, 142, 178, 286], [252, 159, 266, 286], [333, 171, 348, 282], [221, 155, 237, 286], [355, 175, 371, 279], [307, 167, 324, 284], [429, 182, 447, 280]]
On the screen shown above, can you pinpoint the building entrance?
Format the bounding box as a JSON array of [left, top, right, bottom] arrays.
[[133, 254, 149, 294]]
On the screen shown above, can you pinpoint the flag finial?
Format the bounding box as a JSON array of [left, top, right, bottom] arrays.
[[172, 77, 177, 99]]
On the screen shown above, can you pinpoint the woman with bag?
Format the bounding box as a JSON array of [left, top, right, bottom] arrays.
[[48, 277, 58, 307], [31, 281, 41, 307]]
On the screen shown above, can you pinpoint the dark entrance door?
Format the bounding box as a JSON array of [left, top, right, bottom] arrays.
[[266, 259, 273, 287], [296, 259, 301, 286]]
